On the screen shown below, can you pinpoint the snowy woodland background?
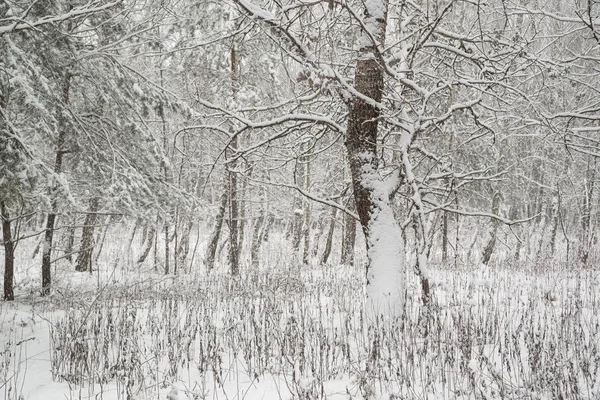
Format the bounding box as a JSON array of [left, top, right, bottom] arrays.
[[2, 0, 600, 399]]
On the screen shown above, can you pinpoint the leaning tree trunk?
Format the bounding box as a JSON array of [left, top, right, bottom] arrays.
[[1, 201, 15, 301], [320, 207, 337, 265], [205, 190, 228, 270], [137, 226, 155, 264], [76, 197, 99, 272], [480, 191, 502, 266], [345, 0, 404, 318]]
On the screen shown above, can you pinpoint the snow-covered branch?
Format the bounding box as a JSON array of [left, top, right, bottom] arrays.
[[0, 1, 122, 36]]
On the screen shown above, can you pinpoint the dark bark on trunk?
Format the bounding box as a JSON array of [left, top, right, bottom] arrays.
[[164, 223, 170, 274], [291, 206, 303, 252], [137, 227, 155, 264], [261, 213, 274, 243], [173, 214, 179, 275], [302, 157, 311, 265], [141, 224, 148, 247], [250, 213, 264, 267], [41, 212, 56, 296], [65, 215, 76, 263], [237, 171, 247, 263], [320, 207, 337, 265], [76, 198, 100, 272], [481, 191, 501, 266], [1, 202, 15, 301], [228, 44, 240, 276], [205, 191, 228, 270], [580, 155, 596, 264], [228, 167, 240, 275], [345, 51, 384, 239], [291, 157, 305, 253], [441, 211, 448, 262], [176, 220, 192, 271], [340, 204, 356, 266], [41, 71, 72, 296], [94, 216, 110, 264], [549, 190, 559, 256]]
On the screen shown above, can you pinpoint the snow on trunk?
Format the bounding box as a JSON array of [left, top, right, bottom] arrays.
[[345, 0, 405, 318], [362, 165, 405, 318]]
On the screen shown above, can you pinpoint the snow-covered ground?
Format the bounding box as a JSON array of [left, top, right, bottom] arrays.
[[2, 228, 600, 399]]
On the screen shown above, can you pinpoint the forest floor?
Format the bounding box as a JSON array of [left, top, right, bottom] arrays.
[[2, 233, 600, 399]]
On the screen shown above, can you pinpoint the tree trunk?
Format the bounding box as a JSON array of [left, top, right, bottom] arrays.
[[345, 0, 404, 317], [250, 212, 264, 267], [164, 223, 170, 274], [76, 197, 100, 272], [228, 164, 240, 275], [340, 201, 356, 266], [580, 154, 596, 264], [441, 211, 448, 262], [228, 43, 240, 276], [320, 207, 337, 265], [93, 216, 110, 264], [549, 190, 559, 256], [480, 191, 502, 266], [205, 190, 227, 270], [42, 70, 72, 295], [137, 226, 154, 264], [176, 220, 192, 271], [291, 155, 305, 253], [65, 215, 76, 263], [237, 169, 248, 264], [302, 156, 311, 265], [261, 212, 274, 243], [1, 202, 15, 301]]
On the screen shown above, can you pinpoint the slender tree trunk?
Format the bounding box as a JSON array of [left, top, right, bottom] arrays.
[[291, 154, 305, 253], [1, 202, 15, 301], [127, 220, 139, 261], [42, 71, 72, 296], [345, 0, 404, 317], [228, 43, 240, 276], [153, 218, 158, 271], [481, 191, 502, 266], [228, 164, 240, 275], [302, 156, 311, 265], [320, 207, 337, 265], [251, 212, 264, 268], [441, 211, 448, 262], [261, 212, 274, 243], [173, 214, 179, 275], [137, 227, 155, 264], [164, 224, 170, 274], [176, 220, 192, 270], [237, 169, 248, 264], [93, 216, 110, 264], [340, 202, 356, 266], [205, 191, 228, 270], [311, 219, 323, 258], [549, 190, 560, 256], [76, 197, 100, 272], [65, 215, 76, 263], [580, 155, 596, 264]]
